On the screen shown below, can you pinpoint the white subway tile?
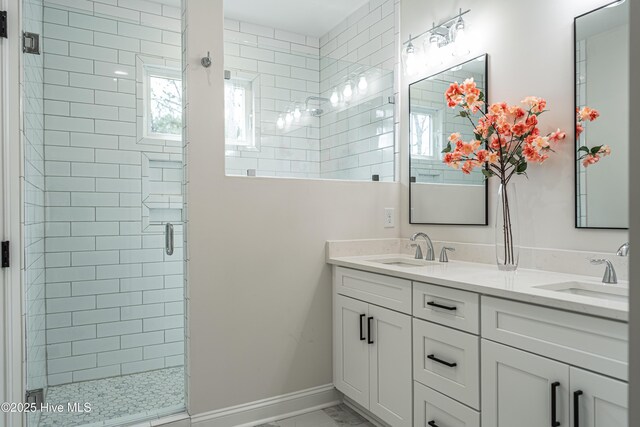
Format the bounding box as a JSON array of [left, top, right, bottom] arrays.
[[97, 319, 142, 337], [97, 291, 142, 308], [72, 279, 120, 296], [72, 336, 120, 355], [71, 192, 120, 207], [47, 295, 95, 314], [96, 263, 142, 280], [143, 341, 183, 359], [120, 304, 164, 320], [72, 308, 120, 325], [72, 365, 120, 382], [48, 354, 96, 374]]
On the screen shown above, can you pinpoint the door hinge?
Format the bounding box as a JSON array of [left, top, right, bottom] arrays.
[[1, 241, 10, 268], [23, 31, 40, 54], [1, 11, 7, 39], [26, 389, 44, 407]]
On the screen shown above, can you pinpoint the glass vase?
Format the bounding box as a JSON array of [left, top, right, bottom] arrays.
[[495, 182, 520, 271]]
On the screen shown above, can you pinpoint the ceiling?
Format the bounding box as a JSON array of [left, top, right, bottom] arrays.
[[223, 0, 370, 38]]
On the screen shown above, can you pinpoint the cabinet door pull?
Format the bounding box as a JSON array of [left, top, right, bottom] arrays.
[[359, 314, 366, 341], [426, 301, 457, 311], [573, 390, 583, 427], [551, 381, 561, 427], [367, 317, 374, 344], [427, 421, 440, 427], [427, 354, 457, 368]]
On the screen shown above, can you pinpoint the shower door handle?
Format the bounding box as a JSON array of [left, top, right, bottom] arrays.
[[165, 223, 174, 256]]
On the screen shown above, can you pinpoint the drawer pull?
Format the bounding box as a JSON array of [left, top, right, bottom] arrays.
[[428, 421, 440, 427], [427, 301, 457, 311], [551, 381, 561, 427], [573, 390, 583, 427], [427, 354, 457, 368], [367, 317, 374, 344], [359, 314, 365, 341]]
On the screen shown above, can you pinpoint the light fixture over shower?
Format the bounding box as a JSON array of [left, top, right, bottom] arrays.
[[402, 8, 472, 76]]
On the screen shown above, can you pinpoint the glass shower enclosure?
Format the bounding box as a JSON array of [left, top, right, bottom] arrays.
[[21, 0, 187, 425]]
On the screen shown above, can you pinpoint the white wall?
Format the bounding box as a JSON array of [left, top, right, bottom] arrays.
[[400, 0, 628, 252], [185, 0, 400, 414]]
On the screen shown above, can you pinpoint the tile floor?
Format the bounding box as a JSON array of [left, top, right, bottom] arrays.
[[256, 404, 376, 427], [38, 367, 184, 427]]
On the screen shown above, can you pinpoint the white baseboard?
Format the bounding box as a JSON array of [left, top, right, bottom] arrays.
[[190, 384, 341, 427], [342, 398, 389, 427]]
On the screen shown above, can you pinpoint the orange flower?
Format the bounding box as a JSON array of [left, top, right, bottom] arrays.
[[512, 122, 528, 137], [445, 83, 464, 108], [449, 132, 462, 142], [578, 107, 600, 122], [576, 123, 584, 137], [522, 96, 547, 113], [476, 149, 489, 163], [461, 160, 476, 175], [549, 128, 566, 142]]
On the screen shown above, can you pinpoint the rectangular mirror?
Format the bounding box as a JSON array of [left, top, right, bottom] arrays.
[[575, 1, 629, 229], [409, 54, 488, 225]]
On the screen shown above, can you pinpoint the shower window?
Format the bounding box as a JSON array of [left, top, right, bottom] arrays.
[[410, 108, 442, 159], [225, 77, 256, 147], [145, 66, 183, 140]]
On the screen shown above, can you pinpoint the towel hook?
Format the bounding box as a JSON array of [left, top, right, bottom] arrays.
[[201, 51, 212, 68]]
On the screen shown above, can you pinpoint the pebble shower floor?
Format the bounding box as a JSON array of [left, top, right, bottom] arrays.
[[37, 367, 184, 427]]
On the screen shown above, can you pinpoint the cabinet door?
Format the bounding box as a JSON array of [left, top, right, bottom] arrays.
[[570, 367, 628, 427], [369, 304, 412, 427], [482, 340, 569, 427], [334, 294, 369, 409]]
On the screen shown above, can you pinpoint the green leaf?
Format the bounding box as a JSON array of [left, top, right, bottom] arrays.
[[516, 162, 528, 174], [479, 92, 485, 101], [482, 169, 494, 178], [590, 145, 603, 155], [442, 143, 452, 153], [578, 146, 590, 153], [458, 111, 469, 118]]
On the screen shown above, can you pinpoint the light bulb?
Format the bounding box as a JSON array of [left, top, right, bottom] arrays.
[[358, 76, 368, 93], [285, 111, 293, 124], [330, 89, 339, 107], [404, 41, 418, 76], [427, 34, 443, 66], [343, 81, 353, 101], [293, 107, 302, 121], [276, 116, 285, 129], [453, 28, 470, 57]]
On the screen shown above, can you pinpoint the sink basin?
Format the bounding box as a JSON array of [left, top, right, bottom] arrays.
[[536, 282, 628, 303], [373, 257, 435, 268]]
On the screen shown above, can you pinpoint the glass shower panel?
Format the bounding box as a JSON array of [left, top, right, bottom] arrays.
[[23, 0, 186, 425]]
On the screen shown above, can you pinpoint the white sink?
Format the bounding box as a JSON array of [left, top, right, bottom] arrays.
[[535, 281, 628, 303], [373, 257, 437, 268]]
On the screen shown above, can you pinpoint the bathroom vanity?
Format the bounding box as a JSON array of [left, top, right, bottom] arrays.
[[328, 253, 628, 427]]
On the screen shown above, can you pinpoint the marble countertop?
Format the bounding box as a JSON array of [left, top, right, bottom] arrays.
[[327, 254, 629, 322]]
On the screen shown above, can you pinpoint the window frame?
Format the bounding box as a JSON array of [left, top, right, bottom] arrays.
[[143, 64, 183, 142], [224, 75, 256, 148], [410, 105, 442, 160]]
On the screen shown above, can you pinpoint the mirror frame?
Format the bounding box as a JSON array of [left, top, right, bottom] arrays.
[[573, 2, 629, 230], [408, 54, 489, 226]]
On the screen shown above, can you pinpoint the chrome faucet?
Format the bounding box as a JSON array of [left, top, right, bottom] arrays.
[[439, 247, 455, 263], [616, 242, 630, 257], [410, 232, 435, 261], [590, 259, 617, 284]]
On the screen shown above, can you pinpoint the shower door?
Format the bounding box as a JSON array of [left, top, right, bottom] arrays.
[[22, 0, 187, 425]]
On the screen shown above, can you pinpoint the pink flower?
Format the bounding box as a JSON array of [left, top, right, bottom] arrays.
[[522, 96, 547, 113], [476, 149, 489, 163], [549, 128, 566, 142], [532, 136, 550, 150], [582, 154, 600, 167], [576, 123, 584, 137], [578, 107, 600, 122], [449, 132, 462, 142], [600, 145, 611, 156], [445, 83, 464, 108], [461, 160, 476, 175]]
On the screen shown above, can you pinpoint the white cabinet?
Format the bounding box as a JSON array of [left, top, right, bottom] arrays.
[[570, 367, 628, 427], [414, 381, 480, 427], [482, 340, 628, 427], [482, 340, 569, 427], [334, 294, 412, 427]]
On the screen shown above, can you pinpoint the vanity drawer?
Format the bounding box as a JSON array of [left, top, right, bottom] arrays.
[[413, 318, 480, 409], [413, 282, 479, 334], [414, 381, 480, 427], [334, 267, 412, 314], [481, 296, 628, 381]]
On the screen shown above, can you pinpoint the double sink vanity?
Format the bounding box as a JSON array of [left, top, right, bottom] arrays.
[[327, 239, 628, 427]]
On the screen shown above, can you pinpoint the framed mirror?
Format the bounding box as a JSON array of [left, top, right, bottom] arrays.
[[575, 1, 629, 229], [409, 54, 488, 225]]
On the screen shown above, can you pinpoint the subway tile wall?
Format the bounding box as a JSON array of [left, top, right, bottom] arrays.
[[223, 18, 322, 178], [23, 0, 47, 421], [223, 0, 398, 181], [318, 0, 397, 181], [42, 0, 184, 386]]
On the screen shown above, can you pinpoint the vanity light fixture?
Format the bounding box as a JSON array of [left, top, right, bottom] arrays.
[[276, 115, 285, 130], [402, 8, 471, 75], [285, 111, 294, 125], [293, 106, 302, 121]]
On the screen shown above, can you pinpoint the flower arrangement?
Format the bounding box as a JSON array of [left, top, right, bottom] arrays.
[[576, 107, 608, 167], [441, 79, 567, 270], [442, 78, 566, 181]]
